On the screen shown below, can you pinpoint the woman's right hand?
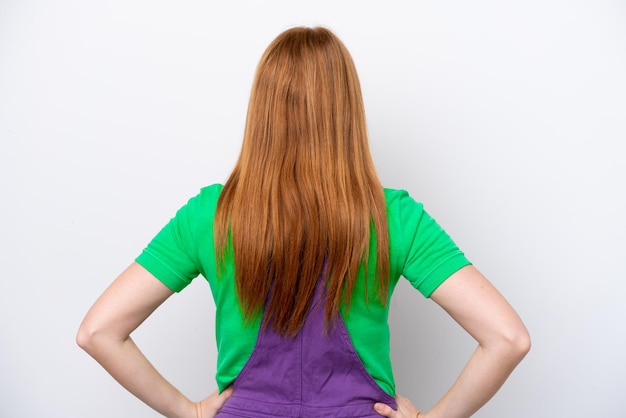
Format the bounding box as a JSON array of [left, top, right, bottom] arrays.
[[374, 394, 425, 418], [194, 386, 233, 418]]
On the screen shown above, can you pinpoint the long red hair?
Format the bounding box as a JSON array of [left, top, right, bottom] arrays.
[[215, 26, 389, 336]]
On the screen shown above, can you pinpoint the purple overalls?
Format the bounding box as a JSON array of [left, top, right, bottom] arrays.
[[216, 274, 397, 418]]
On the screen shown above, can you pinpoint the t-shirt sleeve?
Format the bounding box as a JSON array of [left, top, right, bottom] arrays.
[[397, 191, 471, 297], [135, 194, 202, 292]]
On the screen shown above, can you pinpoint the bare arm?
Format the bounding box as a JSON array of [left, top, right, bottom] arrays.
[[376, 265, 530, 418], [76, 262, 231, 418]]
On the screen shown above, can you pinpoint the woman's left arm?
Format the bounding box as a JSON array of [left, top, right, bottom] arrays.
[[76, 262, 227, 418]]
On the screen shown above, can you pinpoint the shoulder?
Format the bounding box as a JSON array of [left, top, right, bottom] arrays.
[[383, 187, 425, 220], [169, 183, 224, 227], [184, 183, 224, 211], [197, 183, 224, 201]]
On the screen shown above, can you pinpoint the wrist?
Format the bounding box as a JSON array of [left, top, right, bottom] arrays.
[[171, 398, 197, 418]]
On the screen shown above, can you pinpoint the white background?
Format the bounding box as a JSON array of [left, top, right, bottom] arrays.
[[1, 1, 625, 417]]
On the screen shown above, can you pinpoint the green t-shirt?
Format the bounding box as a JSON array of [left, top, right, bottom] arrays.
[[136, 184, 471, 395]]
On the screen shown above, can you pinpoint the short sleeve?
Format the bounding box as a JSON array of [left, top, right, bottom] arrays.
[[394, 191, 471, 297], [135, 194, 202, 292]]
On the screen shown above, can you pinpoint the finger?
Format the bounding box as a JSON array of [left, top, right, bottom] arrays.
[[200, 387, 233, 417], [216, 386, 233, 405], [373, 402, 397, 417], [220, 386, 233, 398]]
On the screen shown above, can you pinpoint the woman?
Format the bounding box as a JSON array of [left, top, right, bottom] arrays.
[[77, 26, 530, 418]]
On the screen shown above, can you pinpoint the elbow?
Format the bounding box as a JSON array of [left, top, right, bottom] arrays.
[[76, 322, 95, 353], [480, 319, 531, 365], [76, 319, 128, 357], [499, 324, 531, 363], [76, 321, 109, 355], [511, 327, 531, 360]]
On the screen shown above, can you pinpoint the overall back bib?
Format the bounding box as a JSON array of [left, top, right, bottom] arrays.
[[216, 275, 397, 418]]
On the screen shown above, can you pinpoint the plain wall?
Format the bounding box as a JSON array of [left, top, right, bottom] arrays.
[[1, 1, 625, 417]]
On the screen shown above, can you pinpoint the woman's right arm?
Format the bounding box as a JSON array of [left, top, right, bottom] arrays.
[[375, 265, 530, 418]]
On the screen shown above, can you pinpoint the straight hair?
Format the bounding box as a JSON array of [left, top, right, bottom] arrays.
[[214, 26, 389, 336]]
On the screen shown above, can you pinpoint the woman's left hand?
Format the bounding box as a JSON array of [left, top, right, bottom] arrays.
[[194, 386, 233, 418]]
